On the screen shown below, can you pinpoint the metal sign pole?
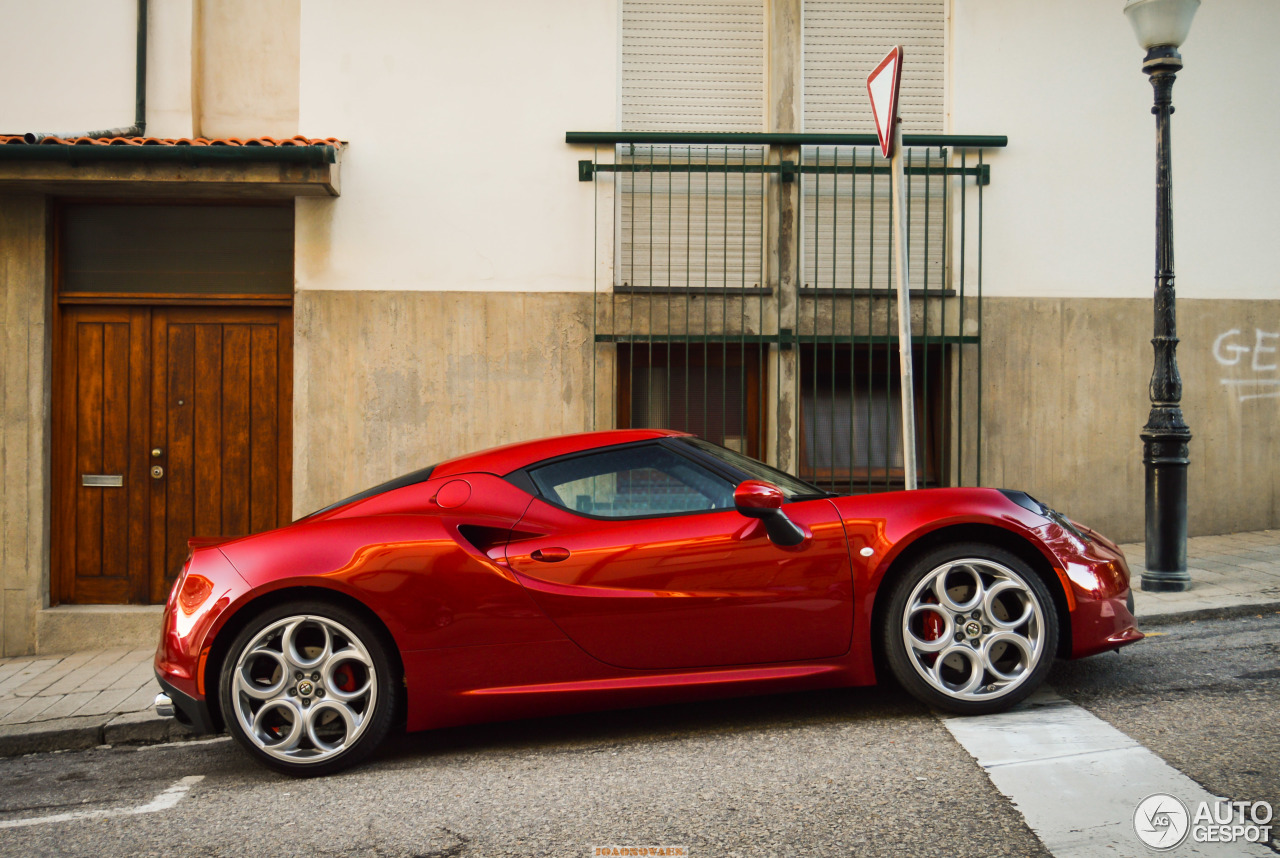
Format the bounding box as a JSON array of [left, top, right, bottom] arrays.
[[889, 118, 918, 490]]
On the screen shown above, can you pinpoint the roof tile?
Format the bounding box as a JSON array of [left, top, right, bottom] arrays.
[[0, 134, 342, 147]]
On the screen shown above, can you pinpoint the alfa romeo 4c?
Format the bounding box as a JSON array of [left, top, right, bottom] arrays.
[[154, 430, 1141, 775]]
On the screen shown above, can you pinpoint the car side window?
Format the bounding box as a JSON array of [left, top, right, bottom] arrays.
[[529, 444, 735, 518]]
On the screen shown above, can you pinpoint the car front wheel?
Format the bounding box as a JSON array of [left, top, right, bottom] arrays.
[[219, 601, 398, 776], [882, 543, 1059, 715]]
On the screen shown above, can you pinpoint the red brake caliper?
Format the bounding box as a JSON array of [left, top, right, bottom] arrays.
[[922, 611, 944, 665], [923, 612, 944, 640], [334, 664, 358, 693]]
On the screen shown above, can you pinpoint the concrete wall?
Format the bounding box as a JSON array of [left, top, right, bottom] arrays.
[[949, 0, 1280, 540], [0, 196, 51, 657], [980, 297, 1280, 543], [293, 290, 594, 516], [294, 290, 1280, 545]]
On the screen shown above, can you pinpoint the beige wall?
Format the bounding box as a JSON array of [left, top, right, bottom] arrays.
[[0, 0, 137, 133], [146, 0, 196, 139], [0, 0, 295, 142], [0, 196, 51, 657], [950, 0, 1280, 302], [295, 0, 618, 294], [193, 0, 300, 139], [1, 0, 1275, 306], [979, 297, 1280, 543], [293, 290, 595, 516], [0, 1, 1275, 656], [294, 291, 1280, 545]]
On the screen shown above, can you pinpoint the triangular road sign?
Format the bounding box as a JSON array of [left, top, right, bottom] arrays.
[[866, 46, 903, 159]]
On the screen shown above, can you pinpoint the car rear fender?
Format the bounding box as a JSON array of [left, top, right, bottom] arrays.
[[217, 508, 563, 651], [199, 583, 406, 734]]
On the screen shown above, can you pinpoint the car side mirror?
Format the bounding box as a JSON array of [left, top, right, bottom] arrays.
[[733, 480, 806, 547]]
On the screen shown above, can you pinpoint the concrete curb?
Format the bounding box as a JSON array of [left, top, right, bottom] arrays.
[[103, 710, 197, 746], [0, 714, 105, 756], [1137, 600, 1280, 627], [0, 711, 197, 758]]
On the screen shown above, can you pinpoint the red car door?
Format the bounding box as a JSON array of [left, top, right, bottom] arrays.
[[504, 442, 853, 670]]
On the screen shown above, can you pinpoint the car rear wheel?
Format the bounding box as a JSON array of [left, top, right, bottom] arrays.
[[881, 543, 1059, 715], [219, 601, 398, 776]]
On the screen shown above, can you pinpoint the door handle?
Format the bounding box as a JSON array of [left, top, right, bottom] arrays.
[[530, 547, 570, 563]]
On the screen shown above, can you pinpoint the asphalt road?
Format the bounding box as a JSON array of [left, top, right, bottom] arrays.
[[1052, 611, 1280, 837], [0, 613, 1275, 858]]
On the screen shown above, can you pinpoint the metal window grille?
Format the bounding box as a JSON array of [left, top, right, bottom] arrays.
[[617, 145, 767, 292], [574, 132, 996, 493]]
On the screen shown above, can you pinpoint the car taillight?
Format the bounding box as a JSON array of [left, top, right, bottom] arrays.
[[178, 573, 215, 614], [167, 555, 193, 610]]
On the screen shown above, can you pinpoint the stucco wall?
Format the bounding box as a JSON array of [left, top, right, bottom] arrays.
[[0, 196, 51, 657], [979, 297, 1280, 543], [950, 0, 1280, 302], [193, 0, 300, 139], [0, 0, 296, 142], [294, 0, 618, 294], [0, 0, 137, 134]]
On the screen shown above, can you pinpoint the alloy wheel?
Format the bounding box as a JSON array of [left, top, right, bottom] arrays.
[[900, 557, 1047, 703], [229, 614, 379, 765]]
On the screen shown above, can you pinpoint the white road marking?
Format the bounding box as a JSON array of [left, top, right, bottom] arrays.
[[0, 775, 203, 830], [942, 689, 1272, 857]]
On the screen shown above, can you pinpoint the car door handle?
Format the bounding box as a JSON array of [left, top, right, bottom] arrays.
[[531, 547, 571, 563]]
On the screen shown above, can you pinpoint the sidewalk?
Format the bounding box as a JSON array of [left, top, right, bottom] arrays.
[[0, 645, 192, 756], [2, 529, 1278, 758], [1123, 529, 1280, 621]]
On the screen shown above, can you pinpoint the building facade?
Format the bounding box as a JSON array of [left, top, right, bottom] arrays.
[[1, 0, 1277, 656]]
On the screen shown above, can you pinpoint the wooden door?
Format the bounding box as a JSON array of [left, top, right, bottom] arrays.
[[53, 305, 292, 605], [148, 307, 292, 603], [53, 306, 152, 604]]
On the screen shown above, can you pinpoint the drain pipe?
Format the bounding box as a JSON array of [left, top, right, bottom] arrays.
[[25, 0, 147, 142]]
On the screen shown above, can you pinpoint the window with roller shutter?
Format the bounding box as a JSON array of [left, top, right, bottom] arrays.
[[618, 1, 767, 292], [615, 0, 956, 491]]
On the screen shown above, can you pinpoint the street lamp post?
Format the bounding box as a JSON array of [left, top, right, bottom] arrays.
[[1124, 0, 1199, 592]]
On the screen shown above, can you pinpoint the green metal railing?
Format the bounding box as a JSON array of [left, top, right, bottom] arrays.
[[571, 131, 1003, 493]]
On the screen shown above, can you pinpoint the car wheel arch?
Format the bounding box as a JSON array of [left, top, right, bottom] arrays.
[[869, 523, 1074, 676], [203, 586, 406, 733]]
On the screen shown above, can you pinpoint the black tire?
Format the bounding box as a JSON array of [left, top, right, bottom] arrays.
[[218, 600, 399, 776], [880, 542, 1059, 716]]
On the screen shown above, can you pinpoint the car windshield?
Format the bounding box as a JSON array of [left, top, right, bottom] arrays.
[[677, 437, 830, 501]]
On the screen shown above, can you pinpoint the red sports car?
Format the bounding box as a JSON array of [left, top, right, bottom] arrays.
[[154, 429, 1142, 775]]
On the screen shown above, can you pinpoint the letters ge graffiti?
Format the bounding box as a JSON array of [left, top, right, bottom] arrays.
[[1214, 328, 1280, 401]]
